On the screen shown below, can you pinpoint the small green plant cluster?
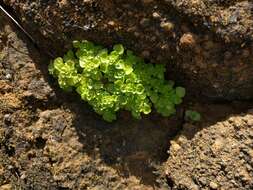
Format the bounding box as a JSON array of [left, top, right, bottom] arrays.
[[185, 110, 201, 122], [49, 40, 185, 122]]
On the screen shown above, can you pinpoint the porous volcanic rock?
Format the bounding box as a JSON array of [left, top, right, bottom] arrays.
[[165, 111, 253, 190], [3, 0, 253, 100], [0, 15, 160, 189]]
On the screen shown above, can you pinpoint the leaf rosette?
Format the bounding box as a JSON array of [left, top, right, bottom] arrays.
[[49, 40, 185, 122]]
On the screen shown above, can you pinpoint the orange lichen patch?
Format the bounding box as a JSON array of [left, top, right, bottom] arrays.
[[0, 93, 21, 109], [179, 33, 197, 48], [0, 80, 12, 92]]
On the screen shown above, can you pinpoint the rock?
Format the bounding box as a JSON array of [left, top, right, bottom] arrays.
[[170, 141, 181, 153], [0, 18, 147, 189], [152, 12, 161, 18], [3, 0, 253, 100], [160, 21, 174, 32], [179, 33, 196, 48], [209, 181, 218, 189], [166, 0, 253, 43], [165, 112, 253, 189], [0, 184, 12, 190]]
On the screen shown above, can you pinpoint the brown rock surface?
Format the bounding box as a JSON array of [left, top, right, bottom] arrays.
[[165, 111, 253, 190], [2, 0, 253, 100], [1, 2, 253, 190], [0, 14, 177, 189]]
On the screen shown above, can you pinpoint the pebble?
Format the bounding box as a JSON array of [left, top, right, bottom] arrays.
[[152, 12, 161, 19], [7, 165, 14, 170], [160, 21, 174, 32], [108, 21, 115, 26], [199, 177, 207, 185], [20, 173, 26, 180], [170, 141, 181, 152], [3, 114, 11, 124], [5, 73, 12, 80], [210, 181, 218, 189], [211, 138, 224, 153], [179, 33, 196, 47]]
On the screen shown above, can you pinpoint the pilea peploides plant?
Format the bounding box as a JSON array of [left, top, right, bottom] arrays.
[[49, 40, 185, 122]]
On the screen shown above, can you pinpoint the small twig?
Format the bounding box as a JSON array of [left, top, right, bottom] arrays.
[[0, 4, 55, 58], [0, 5, 35, 43]]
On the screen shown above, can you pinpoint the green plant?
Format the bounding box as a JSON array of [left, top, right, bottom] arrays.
[[185, 110, 201, 122], [49, 40, 185, 122]]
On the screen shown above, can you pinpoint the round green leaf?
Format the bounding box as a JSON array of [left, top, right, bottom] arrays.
[[185, 110, 201, 122], [175, 87, 186, 98], [113, 44, 124, 55]]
